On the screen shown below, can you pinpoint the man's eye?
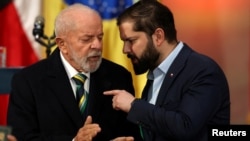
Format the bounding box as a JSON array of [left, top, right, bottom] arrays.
[[129, 39, 135, 44], [81, 38, 91, 42], [98, 36, 103, 41]]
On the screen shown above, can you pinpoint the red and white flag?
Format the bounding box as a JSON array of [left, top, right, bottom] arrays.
[[0, 0, 42, 67], [0, 0, 42, 125]]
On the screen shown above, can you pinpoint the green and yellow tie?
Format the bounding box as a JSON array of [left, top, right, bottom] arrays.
[[72, 73, 88, 115]]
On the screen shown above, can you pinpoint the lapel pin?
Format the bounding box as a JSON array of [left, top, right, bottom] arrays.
[[170, 73, 174, 77]]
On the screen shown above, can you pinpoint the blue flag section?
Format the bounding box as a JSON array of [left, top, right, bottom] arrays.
[[64, 0, 133, 19]]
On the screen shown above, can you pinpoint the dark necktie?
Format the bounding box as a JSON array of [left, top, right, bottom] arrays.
[[72, 73, 88, 115], [141, 79, 153, 101]]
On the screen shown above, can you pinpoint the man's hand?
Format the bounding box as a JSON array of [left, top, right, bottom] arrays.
[[103, 90, 135, 112], [74, 116, 101, 141], [111, 136, 134, 141], [7, 135, 17, 141]]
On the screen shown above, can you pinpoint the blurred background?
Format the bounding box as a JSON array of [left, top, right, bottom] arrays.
[[0, 0, 249, 125]]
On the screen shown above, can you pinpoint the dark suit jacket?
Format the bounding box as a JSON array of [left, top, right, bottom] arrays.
[[7, 48, 142, 141], [128, 44, 230, 141]]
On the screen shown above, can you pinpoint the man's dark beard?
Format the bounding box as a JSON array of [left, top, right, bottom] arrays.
[[128, 39, 159, 75]]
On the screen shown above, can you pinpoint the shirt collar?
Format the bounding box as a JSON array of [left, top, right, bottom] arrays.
[[148, 41, 184, 79]]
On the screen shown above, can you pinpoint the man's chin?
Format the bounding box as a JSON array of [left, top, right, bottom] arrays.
[[131, 58, 139, 64], [87, 59, 102, 73], [133, 65, 148, 75]]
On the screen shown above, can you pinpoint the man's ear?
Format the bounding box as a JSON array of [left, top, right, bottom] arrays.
[[153, 28, 165, 46], [56, 37, 68, 53], [55, 37, 64, 47]]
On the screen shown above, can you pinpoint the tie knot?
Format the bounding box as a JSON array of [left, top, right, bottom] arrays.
[[72, 73, 87, 85]]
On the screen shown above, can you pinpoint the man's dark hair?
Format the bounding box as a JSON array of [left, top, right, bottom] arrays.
[[117, 0, 177, 43]]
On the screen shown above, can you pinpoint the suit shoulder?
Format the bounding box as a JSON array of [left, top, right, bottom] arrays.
[[189, 51, 221, 69], [14, 59, 48, 77]]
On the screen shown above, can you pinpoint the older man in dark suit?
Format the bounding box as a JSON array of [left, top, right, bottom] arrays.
[[7, 3, 142, 141]]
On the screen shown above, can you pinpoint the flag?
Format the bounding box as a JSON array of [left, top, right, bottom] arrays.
[[0, 0, 42, 125], [0, 0, 42, 67], [42, 0, 147, 98]]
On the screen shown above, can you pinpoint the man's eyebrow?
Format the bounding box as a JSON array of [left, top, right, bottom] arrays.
[[83, 33, 104, 37], [124, 36, 137, 41]]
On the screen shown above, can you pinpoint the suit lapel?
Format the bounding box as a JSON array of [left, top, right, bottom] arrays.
[[87, 63, 112, 122], [46, 48, 83, 127], [156, 45, 192, 105]]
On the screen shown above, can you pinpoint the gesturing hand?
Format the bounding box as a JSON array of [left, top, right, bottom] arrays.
[[7, 135, 17, 141], [103, 90, 135, 113], [74, 116, 101, 141]]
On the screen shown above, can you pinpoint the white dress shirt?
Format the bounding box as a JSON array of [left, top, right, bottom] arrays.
[[147, 41, 184, 105], [60, 52, 90, 98]]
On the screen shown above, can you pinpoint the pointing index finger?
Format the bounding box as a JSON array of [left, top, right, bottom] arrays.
[[103, 90, 119, 96]]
